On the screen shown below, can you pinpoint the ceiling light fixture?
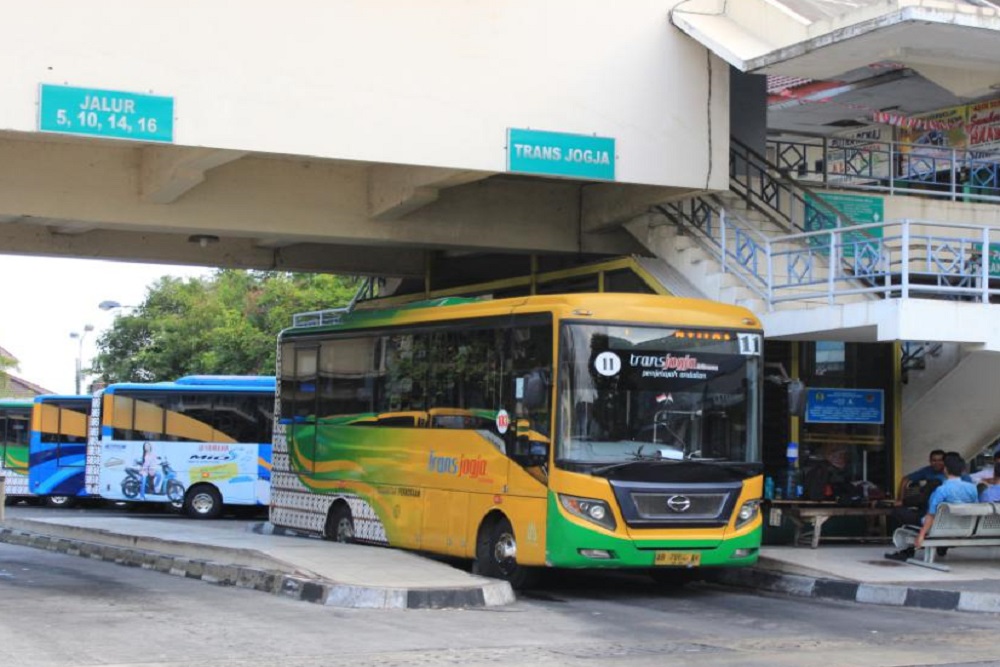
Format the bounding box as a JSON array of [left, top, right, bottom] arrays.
[[187, 234, 220, 248]]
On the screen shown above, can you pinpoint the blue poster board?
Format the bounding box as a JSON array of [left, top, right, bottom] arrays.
[[804, 388, 884, 424]]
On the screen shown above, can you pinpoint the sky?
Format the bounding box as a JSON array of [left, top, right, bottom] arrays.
[[1, 255, 211, 395]]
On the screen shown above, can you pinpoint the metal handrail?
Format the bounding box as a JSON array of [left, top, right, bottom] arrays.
[[730, 136, 857, 234], [291, 277, 379, 327], [768, 135, 1000, 203]]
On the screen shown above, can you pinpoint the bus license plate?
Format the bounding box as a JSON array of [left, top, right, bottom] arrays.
[[654, 551, 700, 567]]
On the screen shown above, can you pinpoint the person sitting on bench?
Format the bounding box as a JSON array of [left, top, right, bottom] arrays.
[[885, 452, 978, 561]]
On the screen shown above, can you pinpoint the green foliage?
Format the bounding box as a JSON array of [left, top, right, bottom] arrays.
[[0, 349, 15, 395], [92, 270, 360, 383]]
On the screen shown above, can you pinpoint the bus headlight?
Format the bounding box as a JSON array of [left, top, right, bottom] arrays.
[[735, 499, 761, 529], [559, 494, 617, 531]]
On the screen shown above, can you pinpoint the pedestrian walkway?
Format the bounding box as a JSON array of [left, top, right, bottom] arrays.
[[715, 544, 1000, 614], [0, 512, 513, 610]]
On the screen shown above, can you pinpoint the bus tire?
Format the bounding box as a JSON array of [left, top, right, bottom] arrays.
[[44, 495, 74, 509], [474, 515, 538, 589], [324, 502, 355, 543], [184, 485, 222, 520]]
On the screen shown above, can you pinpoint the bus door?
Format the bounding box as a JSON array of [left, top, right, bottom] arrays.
[[281, 344, 320, 478]]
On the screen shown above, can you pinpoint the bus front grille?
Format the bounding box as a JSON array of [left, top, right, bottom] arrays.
[[609, 480, 742, 528]]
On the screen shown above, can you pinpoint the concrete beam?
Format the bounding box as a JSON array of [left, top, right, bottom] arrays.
[[0, 222, 428, 277], [581, 184, 693, 233], [140, 146, 248, 204], [368, 165, 491, 220]]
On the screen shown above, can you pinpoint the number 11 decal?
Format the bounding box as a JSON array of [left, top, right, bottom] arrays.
[[737, 333, 761, 356]]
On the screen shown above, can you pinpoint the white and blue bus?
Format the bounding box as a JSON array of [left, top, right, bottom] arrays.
[[85, 375, 275, 518], [28, 394, 94, 507]]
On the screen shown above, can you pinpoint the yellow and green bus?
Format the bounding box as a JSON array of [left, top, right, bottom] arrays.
[[270, 293, 763, 586]]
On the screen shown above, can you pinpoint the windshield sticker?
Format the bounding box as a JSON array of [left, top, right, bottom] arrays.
[[496, 409, 510, 434], [594, 351, 622, 376], [737, 333, 762, 356], [630, 353, 719, 381]]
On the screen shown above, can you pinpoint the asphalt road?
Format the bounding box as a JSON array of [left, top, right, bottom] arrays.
[[2, 534, 999, 667]]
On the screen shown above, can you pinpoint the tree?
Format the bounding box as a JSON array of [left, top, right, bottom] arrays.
[[0, 348, 16, 396], [92, 270, 361, 383]]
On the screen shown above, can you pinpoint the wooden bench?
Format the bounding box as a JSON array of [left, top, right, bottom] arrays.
[[894, 502, 1000, 571], [775, 501, 893, 549]]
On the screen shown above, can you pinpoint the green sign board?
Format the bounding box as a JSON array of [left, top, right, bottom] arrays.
[[804, 192, 884, 257], [38, 84, 174, 143], [507, 128, 615, 181]]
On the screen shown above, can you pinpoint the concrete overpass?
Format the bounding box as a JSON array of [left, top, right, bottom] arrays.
[[0, 1, 731, 276]]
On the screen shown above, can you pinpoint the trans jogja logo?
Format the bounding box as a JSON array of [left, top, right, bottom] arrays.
[[427, 451, 488, 479]]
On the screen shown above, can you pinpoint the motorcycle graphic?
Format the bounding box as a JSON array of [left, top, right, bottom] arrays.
[[122, 456, 185, 507]]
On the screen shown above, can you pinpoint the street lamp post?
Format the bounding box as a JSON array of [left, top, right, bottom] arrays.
[[69, 324, 94, 394]]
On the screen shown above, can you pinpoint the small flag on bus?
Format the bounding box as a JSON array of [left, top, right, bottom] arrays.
[[656, 393, 673, 404]]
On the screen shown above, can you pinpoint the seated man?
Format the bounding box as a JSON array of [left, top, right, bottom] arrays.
[[892, 449, 946, 527], [885, 453, 979, 561], [970, 448, 1000, 485], [979, 460, 1000, 502]]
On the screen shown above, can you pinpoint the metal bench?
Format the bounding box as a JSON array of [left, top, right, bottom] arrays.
[[893, 502, 1000, 571]]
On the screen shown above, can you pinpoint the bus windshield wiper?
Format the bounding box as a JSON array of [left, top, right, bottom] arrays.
[[590, 458, 679, 475]]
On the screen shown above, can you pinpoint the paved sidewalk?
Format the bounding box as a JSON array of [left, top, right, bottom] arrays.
[[0, 514, 513, 610], [715, 544, 1000, 614]]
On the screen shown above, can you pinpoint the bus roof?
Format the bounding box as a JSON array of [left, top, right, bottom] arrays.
[[284, 293, 761, 337], [104, 376, 276, 394], [174, 375, 276, 388], [34, 394, 91, 404], [0, 398, 35, 409]]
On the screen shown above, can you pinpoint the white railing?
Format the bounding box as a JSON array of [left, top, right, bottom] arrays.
[[662, 200, 1000, 310]]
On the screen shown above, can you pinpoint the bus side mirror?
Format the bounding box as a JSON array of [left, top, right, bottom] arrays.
[[510, 418, 549, 467], [522, 371, 547, 410]]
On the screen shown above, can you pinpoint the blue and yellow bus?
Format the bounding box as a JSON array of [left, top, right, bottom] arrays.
[[86, 375, 276, 518], [270, 293, 763, 587], [0, 399, 33, 504], [28, 394, 95, 507]]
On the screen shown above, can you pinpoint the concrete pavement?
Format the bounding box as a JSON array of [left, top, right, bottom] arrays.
[[0, 513, 513, 610], [716, 544, 1000, 614], [4, 509, 1000, 614]]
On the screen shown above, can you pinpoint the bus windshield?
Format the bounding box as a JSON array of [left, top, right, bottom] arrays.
[[557, 322, 760, 466]]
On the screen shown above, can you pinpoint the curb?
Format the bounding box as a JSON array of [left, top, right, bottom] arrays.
[[0, 523, 514, 610], [714, 567, 1000, 614]]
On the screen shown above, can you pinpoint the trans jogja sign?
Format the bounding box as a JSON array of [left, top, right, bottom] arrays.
[[507, 128, 615, 181]]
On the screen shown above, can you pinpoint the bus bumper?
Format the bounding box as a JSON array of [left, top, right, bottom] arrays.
[[545, 496, 761, 569]]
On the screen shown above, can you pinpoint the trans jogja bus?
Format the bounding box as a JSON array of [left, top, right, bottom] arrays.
[[0, 399, 33, 504], [28, 394, 94, 507], [270, 293, 763, 587], [85, 376, 275, 519]]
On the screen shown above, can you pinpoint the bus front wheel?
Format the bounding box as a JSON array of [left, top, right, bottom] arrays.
[[475, 515, 537, 589], [324, 503, 355, 543]]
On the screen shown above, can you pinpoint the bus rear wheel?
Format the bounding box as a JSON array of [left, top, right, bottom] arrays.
[[44, 495, 74, 508], [324, 503, 355, 543], [184, 485, 222, 519], [475, 516, 537, 589]]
